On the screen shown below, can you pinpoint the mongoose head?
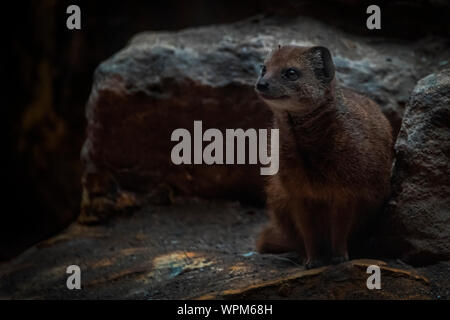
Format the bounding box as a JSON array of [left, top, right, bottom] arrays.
[[255, 45, 336, 111]]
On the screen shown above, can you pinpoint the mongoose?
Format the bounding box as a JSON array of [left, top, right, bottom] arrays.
[[255, 45, 393, 269]]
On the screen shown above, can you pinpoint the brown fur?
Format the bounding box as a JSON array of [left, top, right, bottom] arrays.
[[255, 45, 393, 268]]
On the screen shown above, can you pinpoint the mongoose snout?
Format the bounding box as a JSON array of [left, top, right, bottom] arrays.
[[255, 45, 393, 269]]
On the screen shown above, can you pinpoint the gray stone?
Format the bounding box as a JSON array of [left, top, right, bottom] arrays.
[[383, 68, 450, 264], [81, 15, 450, 222]]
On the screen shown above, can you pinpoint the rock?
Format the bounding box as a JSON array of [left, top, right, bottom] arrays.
[[7, 0, 279, 259], [81, 15, 449, 222], [198, 260, 431, 300], [381, 69, 450, 265], [0, 200, 443, 299]]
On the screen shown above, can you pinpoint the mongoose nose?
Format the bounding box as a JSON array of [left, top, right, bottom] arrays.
[[256, 80, 269, 92]]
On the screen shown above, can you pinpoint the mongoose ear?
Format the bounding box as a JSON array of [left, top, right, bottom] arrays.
[[307, 46, 335, 84]]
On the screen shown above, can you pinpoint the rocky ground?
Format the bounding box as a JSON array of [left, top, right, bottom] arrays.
[[1, 200, 448, 299]]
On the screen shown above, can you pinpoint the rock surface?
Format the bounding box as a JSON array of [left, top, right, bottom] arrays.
[[199, 260, 431, 300], [0, 201, 446, 300], [81, 15, 450, 222], [381, 69, 450, 265]]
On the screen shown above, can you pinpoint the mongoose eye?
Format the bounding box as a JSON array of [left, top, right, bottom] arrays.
[[283, 68, 299, 81], [260, 65, 267, 76]]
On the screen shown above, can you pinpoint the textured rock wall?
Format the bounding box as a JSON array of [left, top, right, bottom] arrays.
[[379, 69, 450, 265], [5, 0, 266, 260], [80, 15, 449, 222]]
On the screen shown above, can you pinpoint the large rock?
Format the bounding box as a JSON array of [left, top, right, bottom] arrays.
[[382, 69, 450, 264], [0, 200, 442, 299], [81, 15, 449, 222], [199, 260, 431, 300]]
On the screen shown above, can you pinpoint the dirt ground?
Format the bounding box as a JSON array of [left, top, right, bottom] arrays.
[[0, 200, 448, 299]]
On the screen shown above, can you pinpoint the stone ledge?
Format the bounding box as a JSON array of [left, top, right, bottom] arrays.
[[0, 201, 445, 300]]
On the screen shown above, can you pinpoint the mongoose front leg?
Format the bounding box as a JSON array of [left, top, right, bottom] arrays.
[[295, 209, 325, 269], [330, 204, 354, 264]]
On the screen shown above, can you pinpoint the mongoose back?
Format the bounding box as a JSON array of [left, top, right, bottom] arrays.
[[255, 45, 393, 269]]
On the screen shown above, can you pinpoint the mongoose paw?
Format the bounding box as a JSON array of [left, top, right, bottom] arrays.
[[304, 259, 326, 269], [331, 255, 349, 265]]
